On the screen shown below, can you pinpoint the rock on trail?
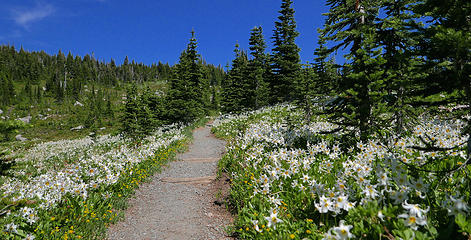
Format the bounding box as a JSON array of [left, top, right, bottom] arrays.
[[107, 124, 232, 240]]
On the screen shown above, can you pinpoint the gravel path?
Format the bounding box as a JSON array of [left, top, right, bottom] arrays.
[[107, 125, 231, 240]]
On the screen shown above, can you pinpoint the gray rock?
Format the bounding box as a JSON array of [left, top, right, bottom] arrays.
[[0, 109, 3, 114], [74, 101, 84, 107], [38, 114, 48, 120], [70, 125, 85, 131], [15, 134, 28, 141], [18, 116, 32, 124]]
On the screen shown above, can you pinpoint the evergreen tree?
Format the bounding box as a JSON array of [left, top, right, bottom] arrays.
[[24, 78, 33, 102], [414, 0, 471, 104], [376, 0, 423, 134], [210, 84, 220, 111], [7, 75, 15, 105], [84, 85, 97, 128], [52, 72, 64, 102], [321, 0, 387, 141], [166, 30, 205, 122], [120, 83, 141, 138], [35, 85, 42, 103], [186, 31, 206, 115], [122, 56, 133, 82], [221, 43, 249, 113], [313, 34, 339, 97], [415, 0, 471, 152], [0, 71, 15, 106], [199, 62, 212, 114], [297, 34, 339, 124], [105, 98, 114, 119], [136, 87, 158, 136], [248, 26, 270, 109], [270, 0, 301, 103]]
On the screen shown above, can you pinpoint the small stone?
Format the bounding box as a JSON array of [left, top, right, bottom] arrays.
[[15, 134, 28, 141], [70, 125, 84, 131], [74, 101, 84, 107], [18, 115, 32, 123]]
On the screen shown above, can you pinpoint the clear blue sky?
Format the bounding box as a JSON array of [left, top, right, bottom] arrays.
[[0, 0, 332, 67]]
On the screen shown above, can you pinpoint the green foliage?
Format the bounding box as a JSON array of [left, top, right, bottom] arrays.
[[312, 34, 339, 97], [269, 0, 301, 103], [295, 65, 317, 123], [318, 0, 432, 141], [375, 0, 425, 134], [120, 83, 165, 140], [248, 26, 270, 109], [221, 44, 250, 113], [0, 120, 30, 142], [321, 0, 390, 141], [455, 214, 471, 237], [120, 84, 139, 138], [343, 32, 389, 140], [222, 27, 271, 113], [166, 30, 208, 122], [0, 71, 15, 106], [0, 43, 224, 143], [414, 0, 471, 144]]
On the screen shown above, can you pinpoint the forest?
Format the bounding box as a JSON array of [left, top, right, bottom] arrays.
[[0, 0, 470, 239]]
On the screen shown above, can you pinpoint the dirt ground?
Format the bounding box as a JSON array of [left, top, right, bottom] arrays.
[[107, 125, 233, 240]]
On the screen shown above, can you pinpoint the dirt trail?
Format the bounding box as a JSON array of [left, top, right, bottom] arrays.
[[107, 125, 232, 240]]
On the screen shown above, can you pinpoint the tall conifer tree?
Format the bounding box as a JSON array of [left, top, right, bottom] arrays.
[[377, 0, 423, 134], [321, 0, 387, 141], [121, 83, 140, 139], [415, 0, 471, 153], [270, 0, 301, 103], [221, 43, 249, 113], [166, 30, 205, 122], [248, 26, 270, 109]]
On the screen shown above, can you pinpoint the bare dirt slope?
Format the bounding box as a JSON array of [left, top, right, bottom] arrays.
[[107, 125, 232, 240]]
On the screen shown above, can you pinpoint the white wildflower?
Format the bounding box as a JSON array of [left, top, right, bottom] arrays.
[[332, 220, 354, 240]]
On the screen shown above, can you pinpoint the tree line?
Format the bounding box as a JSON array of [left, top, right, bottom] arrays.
[[0, 45, 224, 107], [0, 42, 225, 140]]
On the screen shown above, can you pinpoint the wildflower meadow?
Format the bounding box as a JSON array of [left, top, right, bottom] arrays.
[[212, 104, 471, 239], [0, 124, 189, 239]]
